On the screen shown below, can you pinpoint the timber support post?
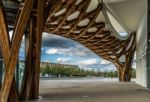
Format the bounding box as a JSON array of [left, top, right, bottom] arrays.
[[0, 1, 19, 102], [0, 47, 2, 88], [0, 0, 34, 101], [20, 0, 44, 100], [113, 33, 136, 82]]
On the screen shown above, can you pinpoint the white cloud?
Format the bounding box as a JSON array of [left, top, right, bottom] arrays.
[[56, 58, 70, 63], [78, 59, 98, 65], [100, 60, 111, 65], [61, 48, 86, 56], [75, 51, 86, 56], [45, 47, 87, 56], [46, 48, 58, 54], [58, 48, 70, 54]]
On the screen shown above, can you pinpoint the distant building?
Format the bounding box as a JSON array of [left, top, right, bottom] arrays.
[[40, 62, 78, 69], [0, 60, 78, 80], [18, 60, 78, 70]]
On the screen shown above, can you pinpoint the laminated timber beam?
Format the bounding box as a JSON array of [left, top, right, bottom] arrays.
[[0, 0, 34, 102], [0, 37, 1, 88], [75, 5, 102, 39], [30, 0, 44, 99], [19, 18, 34, 100], [112, 33, 136, 82], [0, 1, 18, 102], [20, 0, 44, 100]]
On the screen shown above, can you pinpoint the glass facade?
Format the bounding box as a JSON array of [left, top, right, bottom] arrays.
[[0, 59, 25, 91]]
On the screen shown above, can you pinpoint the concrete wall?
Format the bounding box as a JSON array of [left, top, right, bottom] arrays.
[[146, 0, 150, 88], [136, 1, 147, 87]]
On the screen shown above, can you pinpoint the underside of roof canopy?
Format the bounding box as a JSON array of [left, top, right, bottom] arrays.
[[43, 0, 138, 63], [2, 0, 138, 67], [1, 0, 140, 84], [0, 0, 145, 101], [4, 0, 145, 38]]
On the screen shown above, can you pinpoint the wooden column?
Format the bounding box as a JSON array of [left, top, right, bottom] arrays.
[[20, 0, 44, 100], [0, 0, 34, 102], [19, 19, 34, 100], [0, 46, 2, 88], [113, 33, 136, 82], [0, 1, 19, 102], [33, 0, 44, 98]]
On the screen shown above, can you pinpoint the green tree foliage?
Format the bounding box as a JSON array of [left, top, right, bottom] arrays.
[[40, 65, 136, 78], [131, 68, 136, 78]]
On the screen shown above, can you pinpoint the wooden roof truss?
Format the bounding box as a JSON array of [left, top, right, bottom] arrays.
[[0, 0, 135, 102]]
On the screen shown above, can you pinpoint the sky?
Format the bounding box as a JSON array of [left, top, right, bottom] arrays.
[[9, 31, 135, 72]]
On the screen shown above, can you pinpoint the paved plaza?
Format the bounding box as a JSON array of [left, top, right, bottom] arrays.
[[25, 78, 150, 102]]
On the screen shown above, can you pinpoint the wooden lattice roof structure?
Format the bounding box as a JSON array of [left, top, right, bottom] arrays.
[[44, 0, 135, 61], [0, 0, 136, 102], [3, 0, 135, 62]]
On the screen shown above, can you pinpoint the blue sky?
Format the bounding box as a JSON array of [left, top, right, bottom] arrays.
[[9, 31, 135, 72], [41, 33, 118, 71]]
